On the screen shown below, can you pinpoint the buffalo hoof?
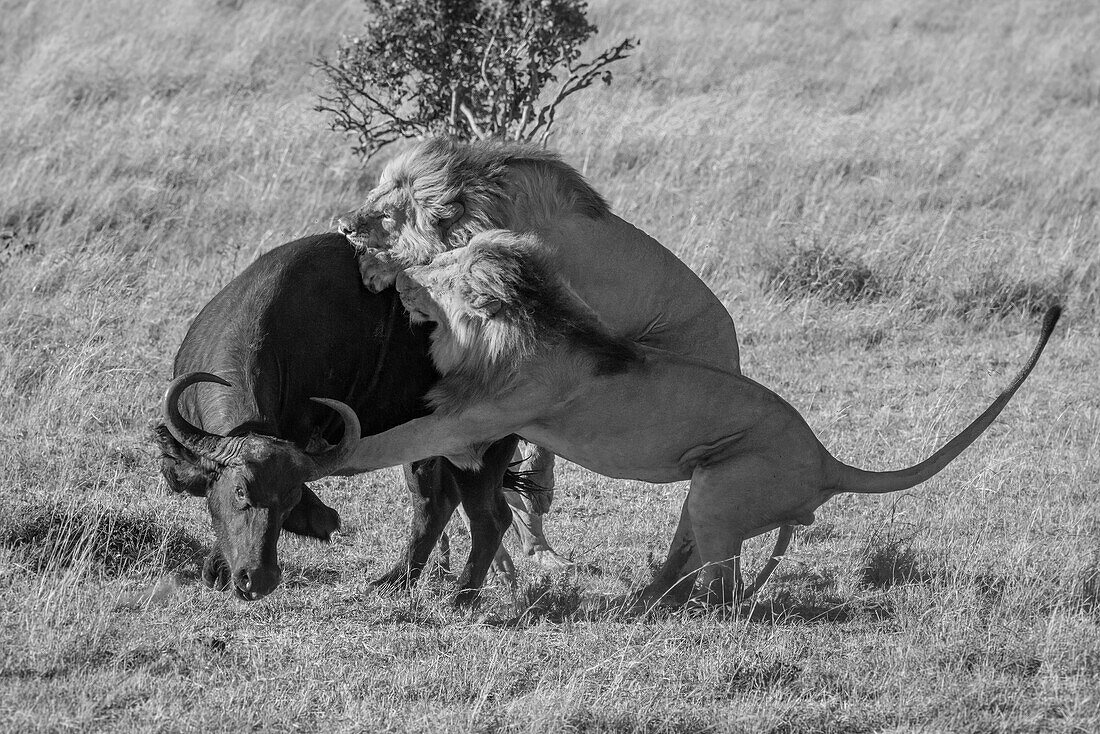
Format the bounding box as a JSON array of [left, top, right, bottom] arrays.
[[370, 565, 418, 594], [202, 550, 232, 592], [450, 586, 483, 609]]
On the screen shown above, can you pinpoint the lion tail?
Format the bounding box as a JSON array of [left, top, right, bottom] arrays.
[[835, 306, 1060, 495]]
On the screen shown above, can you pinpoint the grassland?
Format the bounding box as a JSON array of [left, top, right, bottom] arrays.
[[1, 0, 1098, 731]]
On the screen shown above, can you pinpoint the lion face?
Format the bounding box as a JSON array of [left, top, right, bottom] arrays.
[[335, 162, 466, 276], [396, 237, 529, 375], [397, 248, 492, 323]]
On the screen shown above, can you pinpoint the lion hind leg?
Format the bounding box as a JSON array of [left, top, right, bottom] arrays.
[[636, 497, 701, 609], [507, 441, 573, 570], [687, 473, 746, 606], [688, 459, 801, 607]]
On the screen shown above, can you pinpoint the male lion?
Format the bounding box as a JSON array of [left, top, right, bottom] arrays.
[[335, 138, 750, 599], [327, 231, 1060, 607]]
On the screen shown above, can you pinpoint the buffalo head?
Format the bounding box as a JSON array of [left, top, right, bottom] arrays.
[[155, 372, 360, 601]]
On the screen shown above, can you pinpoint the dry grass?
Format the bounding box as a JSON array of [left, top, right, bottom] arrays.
[[1, 0, 1098, 731]]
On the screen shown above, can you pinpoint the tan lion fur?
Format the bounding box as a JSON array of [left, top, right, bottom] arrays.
[[398, 232, 642, 415], [351, 139, 609, 266], [338, 138, 740, 368], [338, 138, 748, 604], [341, 231, 1060, 606]]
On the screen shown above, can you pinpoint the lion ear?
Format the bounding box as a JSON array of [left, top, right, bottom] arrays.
[[468, 293, 502, 319], [438, 201, 465, 230]]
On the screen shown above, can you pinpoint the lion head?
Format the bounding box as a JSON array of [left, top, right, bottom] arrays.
[[396, 230, 641, 413], [395, 230, 545, 377], [335, 139, 609, 289]]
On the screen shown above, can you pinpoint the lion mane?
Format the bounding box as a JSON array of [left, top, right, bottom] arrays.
[[425, 231, 641, 415], [379, 139, 611, 265]]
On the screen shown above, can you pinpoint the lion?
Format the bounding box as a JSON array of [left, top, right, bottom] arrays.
[[335, 138, 753, 598], [326, 231, 1061, 607]]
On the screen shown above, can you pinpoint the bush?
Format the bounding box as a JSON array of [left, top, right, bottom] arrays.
[[763, 242, 887, 303], [316, 0, 636, 159], [0, 503, 204, 577]]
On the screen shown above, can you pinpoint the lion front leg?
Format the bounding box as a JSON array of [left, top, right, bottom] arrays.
[[340, 415, 487, 475], [636, 497, 701, 608]]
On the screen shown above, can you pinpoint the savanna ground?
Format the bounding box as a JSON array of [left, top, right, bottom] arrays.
[[1, 0, 1098, 731]]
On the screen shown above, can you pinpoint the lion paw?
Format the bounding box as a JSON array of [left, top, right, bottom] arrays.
[[357, 248, 401, 293], [528, 548, 575, 571]]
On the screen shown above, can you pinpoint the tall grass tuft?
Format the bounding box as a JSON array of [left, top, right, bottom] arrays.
[[514, 573, 585, 623], [857, 529, 934, 590], [952, 265, 1068, 320], [0, 501, 204, 577], [762, 241, 888, 304], [1077, 549, 1100, 618]]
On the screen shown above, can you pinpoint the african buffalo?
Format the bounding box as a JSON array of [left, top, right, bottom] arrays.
[[153, 233, 518, 602]]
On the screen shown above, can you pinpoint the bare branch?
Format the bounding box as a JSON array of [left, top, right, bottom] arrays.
[[459, 102, 489, 140]]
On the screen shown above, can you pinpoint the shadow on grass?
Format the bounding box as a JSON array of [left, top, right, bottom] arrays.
[[743, 592, 894, 625], [489, 565, 896, 628], [738, 566, 894, 625], [856, 527, 937, 591], [1076, 549, 1100, 618], [0, 501, 204, 577]]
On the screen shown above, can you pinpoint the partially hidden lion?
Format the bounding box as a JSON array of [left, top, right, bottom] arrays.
[[325, 231, 1061, 607], [335, 138, 751, 598]]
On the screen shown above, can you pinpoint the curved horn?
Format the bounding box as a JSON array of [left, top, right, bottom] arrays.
[[163, 372, 232, 463], [304, 398, 362, 480]]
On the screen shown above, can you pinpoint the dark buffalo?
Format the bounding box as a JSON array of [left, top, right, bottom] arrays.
[[153, 233, 518, 602]]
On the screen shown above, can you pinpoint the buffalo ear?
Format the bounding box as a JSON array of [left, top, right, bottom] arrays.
[[152, 423, 216, 497], [282, 485, 341, 541]]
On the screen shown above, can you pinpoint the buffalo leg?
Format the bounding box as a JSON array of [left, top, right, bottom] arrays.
[[451, 435, 520, 606], [372, 457, 462, 591]]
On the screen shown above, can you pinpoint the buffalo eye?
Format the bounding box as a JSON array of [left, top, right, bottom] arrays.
[[235, 486, 247, 504]]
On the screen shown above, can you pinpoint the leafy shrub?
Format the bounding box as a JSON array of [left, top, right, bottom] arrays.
[[515, 572, 583, 622], [316, 0, 636, 158]]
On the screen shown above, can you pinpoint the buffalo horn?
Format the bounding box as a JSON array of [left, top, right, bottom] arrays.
[[303, 398, 362, 480], [163, 372, 232, 463]]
